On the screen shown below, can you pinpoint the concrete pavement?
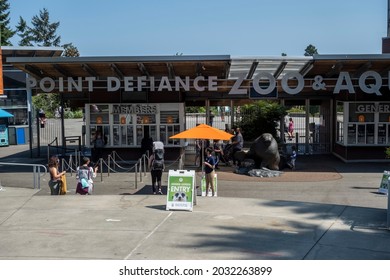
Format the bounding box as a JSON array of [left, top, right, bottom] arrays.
[[0, 144, 390, 259]]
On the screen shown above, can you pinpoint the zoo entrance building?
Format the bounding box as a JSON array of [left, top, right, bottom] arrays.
[[5, 50, 390, 162]]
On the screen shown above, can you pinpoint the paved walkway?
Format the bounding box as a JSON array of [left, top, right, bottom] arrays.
[[0, 144, 389, 259]]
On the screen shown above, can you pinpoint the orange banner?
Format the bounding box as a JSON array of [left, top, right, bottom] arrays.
[[0, 47, 3, 95]]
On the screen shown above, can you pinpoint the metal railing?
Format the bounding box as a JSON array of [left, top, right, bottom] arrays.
[[0, 162, 47, 189], [59, 148, 186, 190]]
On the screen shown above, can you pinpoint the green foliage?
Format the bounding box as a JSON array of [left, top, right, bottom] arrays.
[[304, 44, 318, 56], [62, 43, 80, 57], [32, 93, 61, 118], [64, 110, 74, 119], [385, 147, 390, 159], [15, 8, 61, 47], [30, 8, 61, 46], [0, 0, 15, 45], [237, 101, 287, 141], [72, 110, 83, 119], [16, 16, 33, 46], [185, 106, 206, 113], [287, 106, 305, 113], [32, 93, 83, 119]]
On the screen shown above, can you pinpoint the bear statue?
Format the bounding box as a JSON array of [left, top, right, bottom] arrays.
[[247, 133, 280, 170]]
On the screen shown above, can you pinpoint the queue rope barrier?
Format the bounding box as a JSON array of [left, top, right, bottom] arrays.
[[59, 149, 185, 187]]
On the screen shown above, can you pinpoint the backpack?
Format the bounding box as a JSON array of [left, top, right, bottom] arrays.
[[152, 149, 164, 170], [78, 166, 91, 189]]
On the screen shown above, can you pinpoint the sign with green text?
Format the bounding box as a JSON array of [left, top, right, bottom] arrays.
[[378, 171, 389, 195], [166, 170, 195, 211]]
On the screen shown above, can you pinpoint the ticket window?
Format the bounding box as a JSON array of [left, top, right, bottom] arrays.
[[90, 125, 110, 146], [113, 113, 133, 146], [160, 111, 180, 145], [136, 125, 157, 146], [136, 114, 157, 146]]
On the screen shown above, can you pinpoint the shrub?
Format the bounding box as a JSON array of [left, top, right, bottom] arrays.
[[237, 101, 287, 141]]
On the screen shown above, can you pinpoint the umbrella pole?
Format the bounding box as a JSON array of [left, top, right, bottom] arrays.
[[202, 140, 204, 174]]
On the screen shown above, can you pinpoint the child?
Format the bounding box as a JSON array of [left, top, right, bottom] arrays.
[[287, 146, 297, 170]]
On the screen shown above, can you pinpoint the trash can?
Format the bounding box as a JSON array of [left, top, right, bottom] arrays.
[[16, 127, 26, 144]]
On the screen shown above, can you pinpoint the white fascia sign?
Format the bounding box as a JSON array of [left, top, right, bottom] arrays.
[[26, 71, 388, 96]]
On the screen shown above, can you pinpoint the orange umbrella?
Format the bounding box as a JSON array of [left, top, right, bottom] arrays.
[[170, 124, 234, 171], [169, 123, 233, 141]]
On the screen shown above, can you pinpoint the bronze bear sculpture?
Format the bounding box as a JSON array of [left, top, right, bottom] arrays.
[[247, 133, 280, 170]]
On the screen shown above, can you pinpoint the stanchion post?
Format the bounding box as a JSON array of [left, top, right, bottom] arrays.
[[107, 155, 110, 177], [100, 158, 103, 182], [139, 160, 143, 182], [33, 166, 37, 189], [135, 163, 138, 189], [143, 155, 147, 176], [37, 166, 41, 190]]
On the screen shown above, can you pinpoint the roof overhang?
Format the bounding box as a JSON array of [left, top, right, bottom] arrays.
[[7, 55, 232, 79], [1, 46, 63, 60]]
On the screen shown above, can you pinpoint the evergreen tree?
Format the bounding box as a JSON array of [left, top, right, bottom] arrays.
[[30, 8, 61, 46], [62, 43, 80, 57], [0, 0, 15, 46], [304, 44, 318, 56], [15, 16, 33, 46]]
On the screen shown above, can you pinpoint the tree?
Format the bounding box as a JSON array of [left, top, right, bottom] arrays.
[[237, 101, 287, 141], [62, 43, 80, 57], [15, 16, 33, 46], [0, 0, 15, 46], [30, 8, 61, 46], [304, 44, 318, 56]]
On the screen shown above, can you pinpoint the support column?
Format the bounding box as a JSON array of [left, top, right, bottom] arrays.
[[230, 99, 234, 129], [305, 99, 310, 154], [26, 81, 33, 158], [205, 99, 210, 125]]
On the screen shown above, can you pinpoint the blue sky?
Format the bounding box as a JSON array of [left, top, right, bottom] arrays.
[[8, 0, 388, 57]]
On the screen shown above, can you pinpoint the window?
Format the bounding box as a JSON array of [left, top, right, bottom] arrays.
[[336, 102, 344, 143], [90, 105, 109, 124], [342, 102, 390, 145]]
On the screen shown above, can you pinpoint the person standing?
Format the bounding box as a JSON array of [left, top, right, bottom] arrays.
[[231, 127, 244, 166], [48, 156, 66, 195], [149, 143, 165, 195], [194, 139, 201, 166], [209, 110, 214, 126], [213, 140, 223, 169], [141, 129, 153, 156], [288, 117, 294, 141], [76, 157, 98, 195], [287, 146, 297, 170], [92, 130, 105, 163], [204, 147, 216, 196]]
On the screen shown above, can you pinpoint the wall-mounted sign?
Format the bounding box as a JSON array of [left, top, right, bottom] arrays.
[[113, 104, 158, 114], [26, 70, 390, 96], [355, 104, 390, 113]]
